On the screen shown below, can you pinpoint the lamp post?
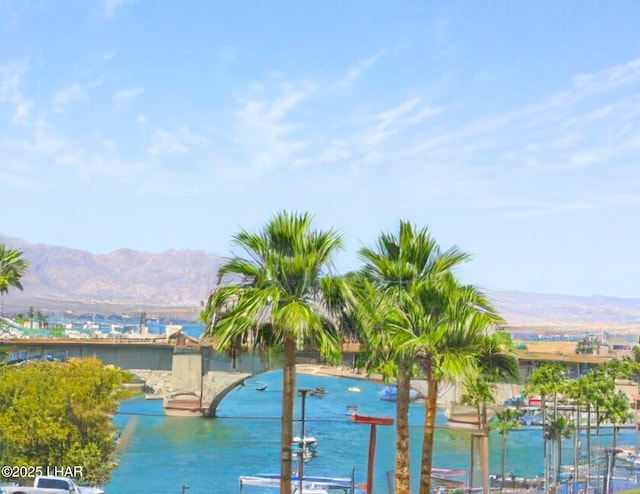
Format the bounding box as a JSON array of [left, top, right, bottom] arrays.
[[297, 388, 312, 494]]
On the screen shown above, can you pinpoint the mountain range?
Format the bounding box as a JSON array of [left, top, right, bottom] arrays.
[[2, 234, 640, 330]]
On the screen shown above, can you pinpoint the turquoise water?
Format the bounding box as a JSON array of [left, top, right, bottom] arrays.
[[105, 371, 640, 493]]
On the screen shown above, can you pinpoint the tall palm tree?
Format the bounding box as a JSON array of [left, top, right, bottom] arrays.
[[492, 408, 521, 493], [0, 245, 29, 316], [462, 330, 520, 493], [356, 221, 471, 494], [199, 211, 345, 494], [414, 283, 506, 494]]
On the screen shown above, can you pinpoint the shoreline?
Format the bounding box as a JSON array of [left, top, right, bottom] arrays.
[[296, 363, 384, 383]]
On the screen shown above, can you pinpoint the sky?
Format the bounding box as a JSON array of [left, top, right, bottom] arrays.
[[1, 1, 640, 299]]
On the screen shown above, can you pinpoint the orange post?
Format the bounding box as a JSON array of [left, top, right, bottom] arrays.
[[351, 414, 394, 494]]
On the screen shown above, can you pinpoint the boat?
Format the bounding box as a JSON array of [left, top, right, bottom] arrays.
[[144, 393, 163, 401], [239, 470, 356, 493], [310, 387, 326, 397], [519, 410, 543, 426], [617, 446, 640, 466], [347, 386, 360, 393], [378, 384, 421, 402], [293, 436, 318, 462]]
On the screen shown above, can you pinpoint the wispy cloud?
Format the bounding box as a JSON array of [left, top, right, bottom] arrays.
[[53, 83, 86, 107], [103, 0, 132, 18], [234, 82, 312, 170], [335, 51, 384, 89], [113, 87, 144, 105], [147, 126, 211, 156], [0, 63, 33, 124], [573, 58, 640, 94]]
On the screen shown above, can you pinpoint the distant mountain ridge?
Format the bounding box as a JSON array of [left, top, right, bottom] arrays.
[[0, 234, 223, 315], [2, 234, 640, 329]]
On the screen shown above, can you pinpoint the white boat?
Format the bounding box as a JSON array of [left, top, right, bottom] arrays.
[[293, 436, 318, 462], [239, 470, 356, 493], [293, 436, 318, 447]]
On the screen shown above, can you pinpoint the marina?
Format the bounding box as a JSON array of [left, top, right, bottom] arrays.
[[106, 369, 640, 493]]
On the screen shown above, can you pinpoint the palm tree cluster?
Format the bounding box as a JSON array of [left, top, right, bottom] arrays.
[[525, 360, 640, 493], [199, 211, 520, 494]]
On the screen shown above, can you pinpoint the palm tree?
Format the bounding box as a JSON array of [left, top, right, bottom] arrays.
[[544, 415, 575, 489], [199, 211, 345, 494], [525, 363, 565, 488], [414, 284, 507, 494], [462, 331, 520, 492], [0, 245, 29, 316], [356, 221, 471, 494], [492, 408, 521, 493], [461, 376, 496, 435]]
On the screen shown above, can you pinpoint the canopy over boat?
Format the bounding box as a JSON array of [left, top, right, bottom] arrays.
[[378, 384, 421, 402]]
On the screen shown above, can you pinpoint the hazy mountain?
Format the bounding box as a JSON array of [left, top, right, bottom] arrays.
[[2, 234, 640, 329], [0, 234, 223, 315]]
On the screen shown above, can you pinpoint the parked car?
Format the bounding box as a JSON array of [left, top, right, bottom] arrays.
[[0, 476, 104, 494]]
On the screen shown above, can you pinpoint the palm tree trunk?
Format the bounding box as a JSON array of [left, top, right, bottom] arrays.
[[500, 434, 507, 494], [542, 394, 548, 487], [557, 436, 563, 491], [586, 402, 591, 493], [419, 377, 438, 494], [394, 361, 411, 494], [574, 401, 580, 491], [553, 392, 559, 488], [480, 401, 490, 494], [280, 336, 296, 494]]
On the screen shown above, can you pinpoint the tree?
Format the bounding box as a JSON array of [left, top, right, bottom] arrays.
[[199, 211, 345, 494], [356, 221, 471, 494], [0, 358, 130, 485], [415, 284, 507, 494], [525, 363, 565, 487], [462, 331, 520, 493], [461, 376, 496, 438], [544, 416, 575, 490], [492, 408, 521, 493], [0, 245, 29, 316]]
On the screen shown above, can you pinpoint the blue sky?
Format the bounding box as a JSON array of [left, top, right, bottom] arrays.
[[2, 1, 640, 298]]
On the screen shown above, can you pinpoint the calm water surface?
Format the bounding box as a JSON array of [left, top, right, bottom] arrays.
[[106, 371, 639, 494]]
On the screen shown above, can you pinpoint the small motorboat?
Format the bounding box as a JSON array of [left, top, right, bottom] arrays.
[[293, 436, 318, 448], [378, 385, 420, 402], [310, 387, 326, 397], [293, 436, 318, 462]]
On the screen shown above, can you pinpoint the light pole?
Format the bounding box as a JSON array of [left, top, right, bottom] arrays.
[[297, 388, 312, 493]]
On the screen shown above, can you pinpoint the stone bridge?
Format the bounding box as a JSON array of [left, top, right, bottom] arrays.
[[0, 338, 279, 417], [130, 349, 262, 417]]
